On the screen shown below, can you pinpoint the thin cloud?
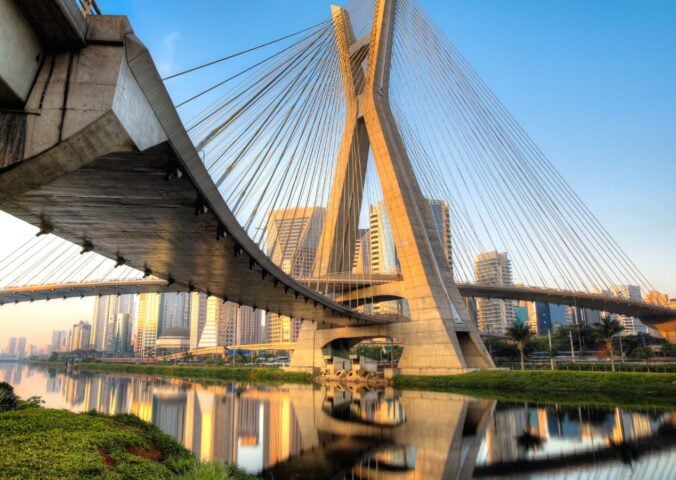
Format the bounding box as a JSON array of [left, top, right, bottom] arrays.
[[156, 29, 180, 76]]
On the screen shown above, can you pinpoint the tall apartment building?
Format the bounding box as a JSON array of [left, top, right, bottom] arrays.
[[159, 292, 190, 332], [610, 285, 648, 335], [474, 251, 516, 335], [135, 293, 161, 357]]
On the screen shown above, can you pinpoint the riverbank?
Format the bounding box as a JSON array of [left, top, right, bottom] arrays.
[[393, 370, 676, 409], [0, 407, 255, 479], [37, 361, 313, 384]]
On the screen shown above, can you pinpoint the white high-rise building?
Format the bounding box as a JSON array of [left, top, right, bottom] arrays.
[[610, 285, 648, 335], [474, 251, 516, 335]]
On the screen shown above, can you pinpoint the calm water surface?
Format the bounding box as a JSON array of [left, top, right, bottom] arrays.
[[2, 363, 674, 479]]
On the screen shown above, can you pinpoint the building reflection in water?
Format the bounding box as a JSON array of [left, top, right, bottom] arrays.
[[1, 364, 674, 479]]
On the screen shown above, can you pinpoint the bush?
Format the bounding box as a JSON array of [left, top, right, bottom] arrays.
[[0, 382, 19, 413]]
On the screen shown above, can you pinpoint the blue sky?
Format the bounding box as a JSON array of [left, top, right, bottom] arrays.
[[1, 0, 674, 345], [95, 0, 675, 289]]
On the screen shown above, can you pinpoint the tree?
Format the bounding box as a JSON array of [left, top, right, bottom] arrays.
[[595, 316, 623, 371], [507, 319, 533, 370], [48, 351, 58, 362], [632, 346, 652, 360]]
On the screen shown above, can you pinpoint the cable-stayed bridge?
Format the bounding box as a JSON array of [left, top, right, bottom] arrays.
[[0, 0, 674, 375]]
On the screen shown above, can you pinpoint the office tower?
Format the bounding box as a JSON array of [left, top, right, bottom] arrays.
[[352, 228, 371, 274], [50, 330, 67, 353], [159, 292, 190, 332], [526, 302, 552, 335], [611, 285, 648, 335], [474, 251, 516, 335], [136, 293, 161, 357], [550, 304, 573, 328], [265, 207, 325, 278], [69, 321, 92, 351], [428, 199, 452, 273]]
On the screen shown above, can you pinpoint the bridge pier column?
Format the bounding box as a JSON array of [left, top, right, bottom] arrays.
[[288, 319, 494, 375]]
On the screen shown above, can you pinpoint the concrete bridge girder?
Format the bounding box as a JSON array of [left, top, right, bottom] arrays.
[[0, 13, 379, 327]]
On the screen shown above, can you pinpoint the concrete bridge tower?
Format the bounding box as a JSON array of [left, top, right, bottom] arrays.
[[291, 0, 494, 375]]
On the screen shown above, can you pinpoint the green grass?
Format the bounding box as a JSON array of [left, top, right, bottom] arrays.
[[0, 408, 256, 479], [74, 362, 312, 384], [393, 370, 676, 409]]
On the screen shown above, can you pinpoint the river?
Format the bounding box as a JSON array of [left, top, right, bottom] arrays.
[[1, 363, 674, 479]]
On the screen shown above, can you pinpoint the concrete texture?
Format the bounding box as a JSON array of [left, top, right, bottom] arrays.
[[0, 0, 42, 105]]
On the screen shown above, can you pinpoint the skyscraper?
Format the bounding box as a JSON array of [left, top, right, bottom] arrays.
[[159, 292, 190, 332], [265, 207, 325, 278], [369, 201, 399, 275], [352, 228, 371, 274], [16, 337, 26, 358], [265, 207, 324, 343], [428, 199, 453, 274], [188, 293, 229, 349], [610, 285, 648, 335], [92, 294, 136, 352], [69, 321, 92, 351], [136, 293, 161, 357], [237, 306, 262, 345], [6, 337, 17, 356], [50, 330, 67, 353], [474, 251, 516, 335]]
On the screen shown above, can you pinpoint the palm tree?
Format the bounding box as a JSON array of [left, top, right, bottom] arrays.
[[507, 319, 533, 370], [595, 315, 623, 371]]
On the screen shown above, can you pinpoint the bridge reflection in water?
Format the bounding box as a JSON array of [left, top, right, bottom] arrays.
[[2, 364, 674, 479]]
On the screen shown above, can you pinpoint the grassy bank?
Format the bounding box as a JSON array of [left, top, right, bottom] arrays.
[[0, 408, 255, 479], [74, 362, 313, 384], [394, 370, 676, 409]]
